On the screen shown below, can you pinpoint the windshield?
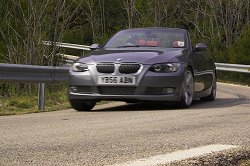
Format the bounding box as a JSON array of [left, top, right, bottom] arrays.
[[104, 29, 187, 49]]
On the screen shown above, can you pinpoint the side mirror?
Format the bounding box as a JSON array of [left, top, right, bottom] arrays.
[[90, 43, 100, 51], [194, 43, 208, 52]]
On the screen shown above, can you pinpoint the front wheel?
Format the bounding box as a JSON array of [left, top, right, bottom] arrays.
[[179, 69, 194, 108], [69, 99, 96, 111]]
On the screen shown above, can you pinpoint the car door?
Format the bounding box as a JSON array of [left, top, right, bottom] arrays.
[[192, 46, 214, 92]]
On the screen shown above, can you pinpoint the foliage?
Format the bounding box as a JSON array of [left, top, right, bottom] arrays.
[[1, 0, 249, 63], [228, 26, 250, 65]]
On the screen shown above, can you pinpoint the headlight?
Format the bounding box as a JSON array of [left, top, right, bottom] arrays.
[[72, 62, 88, 72], [150, 63, 181, 72]]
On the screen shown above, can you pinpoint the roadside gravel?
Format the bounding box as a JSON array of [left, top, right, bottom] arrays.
[[165, 148, 250, 166]]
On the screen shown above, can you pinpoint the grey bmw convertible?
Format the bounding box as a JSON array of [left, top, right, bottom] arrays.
[[68, 28, 216, 111]]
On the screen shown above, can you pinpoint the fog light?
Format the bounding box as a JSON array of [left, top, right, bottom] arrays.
[[163, 88, 175, 95], [70, 86, 78, 93]]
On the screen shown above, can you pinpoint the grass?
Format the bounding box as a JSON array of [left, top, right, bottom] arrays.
[[217, 71, 250, 86], [0, 89, 70, 116], [0, 87, 111, 116], [238, 160, 250, 166]]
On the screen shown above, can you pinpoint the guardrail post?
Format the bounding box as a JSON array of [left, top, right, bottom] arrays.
[[38, 83, 45, 110]]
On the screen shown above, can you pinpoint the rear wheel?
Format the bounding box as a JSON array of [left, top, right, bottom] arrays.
[[69, 99, 96, 111], [179, 69, 194, 108], [201, 73, 216, 101]]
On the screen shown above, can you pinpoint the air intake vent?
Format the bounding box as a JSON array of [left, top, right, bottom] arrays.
[[98, 86, 135, 95]]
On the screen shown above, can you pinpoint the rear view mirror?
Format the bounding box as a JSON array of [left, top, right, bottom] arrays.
[[90, 43, 100, 51], [194, 43, 208, 52]]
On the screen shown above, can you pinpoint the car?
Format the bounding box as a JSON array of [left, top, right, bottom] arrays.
[[68, 28, 216, 111]]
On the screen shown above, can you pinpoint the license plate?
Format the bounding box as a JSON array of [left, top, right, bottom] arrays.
[[97, 76, 136, 85]]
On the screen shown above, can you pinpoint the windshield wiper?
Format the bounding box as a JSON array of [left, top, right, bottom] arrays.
[[145, 45, 157, 47], [116, 45, 142, 48]]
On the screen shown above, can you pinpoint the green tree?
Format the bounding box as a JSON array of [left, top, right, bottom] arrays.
[[229, 26, 250, 64]]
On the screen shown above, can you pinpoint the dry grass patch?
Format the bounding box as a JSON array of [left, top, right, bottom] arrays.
[[238, 159, 250, 166]]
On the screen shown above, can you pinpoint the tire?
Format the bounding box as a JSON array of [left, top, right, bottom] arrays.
[[179, 68, 194, 108], [201, 73, 217, 101], [69, 99, 96, 111]]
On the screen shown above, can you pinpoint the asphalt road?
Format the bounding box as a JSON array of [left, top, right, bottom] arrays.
[[0, 83, 250, 166]]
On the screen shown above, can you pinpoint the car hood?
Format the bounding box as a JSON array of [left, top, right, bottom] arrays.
[[77, 48, 188, 64]]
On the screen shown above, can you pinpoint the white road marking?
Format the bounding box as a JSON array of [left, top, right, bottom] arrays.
[[109, 144, 238, 166]]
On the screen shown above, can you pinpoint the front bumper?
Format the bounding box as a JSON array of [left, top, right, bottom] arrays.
[[68, 64, 186, 102]]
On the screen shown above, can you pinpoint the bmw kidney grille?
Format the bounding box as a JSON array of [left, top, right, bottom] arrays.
[[96, 63, 140, 74]]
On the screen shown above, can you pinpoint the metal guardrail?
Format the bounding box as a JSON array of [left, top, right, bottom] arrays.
[[43, 41, 90, 56], [215, 63, 250, 73], [1, 62, 248, 83], [57, 53, 78, 65], [1, 62, 249, 110], [43, 41, 90, 51], [0, 63, 69, 110], [0, 63, 69, 82]]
